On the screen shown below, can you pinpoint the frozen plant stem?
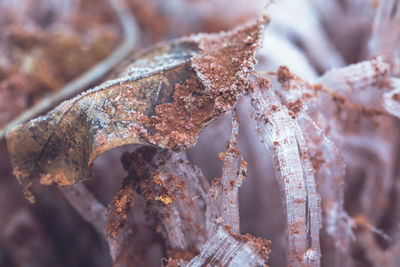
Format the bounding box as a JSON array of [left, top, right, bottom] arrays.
[[220, 109, 246, 233], [250, 75, 321, 266], [185, 227, 266, 267], [0, 0, 139, 139]]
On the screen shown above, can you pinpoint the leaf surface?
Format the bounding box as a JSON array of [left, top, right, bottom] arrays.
[[6, 19, 265, 202]]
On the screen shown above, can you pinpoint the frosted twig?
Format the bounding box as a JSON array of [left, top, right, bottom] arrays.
[[250, 75, 321, 266], [317, 57, 389, 94], [184, 227, 268, 267], [0, 0, 139, 139], [220, 109, 246, 233], [270, 65, 355, 264]]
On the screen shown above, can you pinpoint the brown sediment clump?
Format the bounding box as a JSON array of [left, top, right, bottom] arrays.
[[392, 93, 400, 102], [277, 65, 295, 83], [148, 18, 265, 149], [310, 151, 326, 172], [106, 178, 135, 240], [287, 99, 303, 117]]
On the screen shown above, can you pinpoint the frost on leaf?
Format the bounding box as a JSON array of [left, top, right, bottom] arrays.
[[6, 18, 265, 202]]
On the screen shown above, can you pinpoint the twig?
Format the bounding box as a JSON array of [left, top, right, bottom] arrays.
[[59, 183, 107, 235], [0, 0, 139, 139]]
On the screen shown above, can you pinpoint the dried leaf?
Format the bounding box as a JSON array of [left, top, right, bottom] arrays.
[[6, 19, 265, 202]]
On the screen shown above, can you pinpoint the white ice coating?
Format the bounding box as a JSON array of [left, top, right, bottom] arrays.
[[184, 227, 265, 267], [121, 50, 196, 78], [299, 115, 355, 263], [202, 113, 247, 236], [250, 77, 321, 267], [270, 67, 356, 264], [205, 180, 222, 237], [220, 111, 245, 233]]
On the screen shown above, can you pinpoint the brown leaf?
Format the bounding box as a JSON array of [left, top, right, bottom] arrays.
[[6, 19, 265, 202]]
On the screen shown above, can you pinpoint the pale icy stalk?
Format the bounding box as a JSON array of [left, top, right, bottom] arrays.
[[250, 76, 321, 266], [185, 227, 266, 267], [220, 111, 246, 233], [317, 56, 389, 94]]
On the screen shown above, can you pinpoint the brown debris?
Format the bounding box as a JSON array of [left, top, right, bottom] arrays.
[[107, 178, 135, 240], [277, 65, 295, 83], [392, 93, 400, 102], [287, 99, 303, 117]]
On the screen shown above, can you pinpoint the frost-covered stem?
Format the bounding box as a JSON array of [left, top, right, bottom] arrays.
[[220, 110, 245, 233], [317, 57, 389, 93], [299, 115, 355, 259], [184, 227, 266, 267], [250, 76, 321, 266], [205, 179, 222, 237], [294, 120, 321, 260], [273, 65, 354, 264], [160, 152, 209, 250]]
